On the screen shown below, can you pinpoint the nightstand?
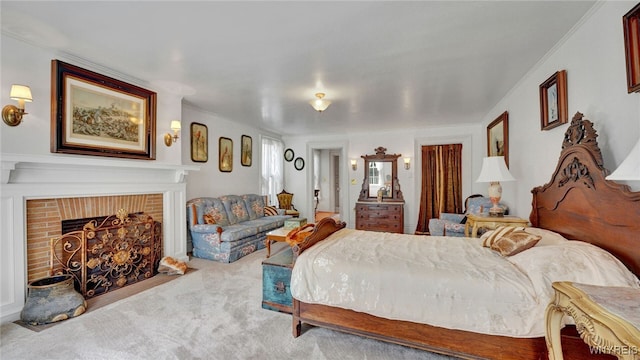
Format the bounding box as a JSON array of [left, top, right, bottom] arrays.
[[545, 281, 640, 360], [463, 214, 528, 238]]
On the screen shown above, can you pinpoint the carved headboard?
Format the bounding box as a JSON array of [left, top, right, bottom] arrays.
[[530, 112, 640, 278]]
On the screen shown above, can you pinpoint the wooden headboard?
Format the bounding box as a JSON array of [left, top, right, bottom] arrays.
[[530, 112, 640, 278]]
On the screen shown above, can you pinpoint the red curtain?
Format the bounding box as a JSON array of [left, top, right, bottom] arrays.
[[415, 144, 463, 235]]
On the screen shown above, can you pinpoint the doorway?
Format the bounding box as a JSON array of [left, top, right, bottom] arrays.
[[307, 141, 348, 224]]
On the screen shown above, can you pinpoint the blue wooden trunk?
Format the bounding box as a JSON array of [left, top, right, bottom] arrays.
[[261, 247, 294, 314]]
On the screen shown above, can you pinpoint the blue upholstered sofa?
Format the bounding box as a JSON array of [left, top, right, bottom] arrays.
[[187, 194, 291, 263], [427, 196, 508, 237]]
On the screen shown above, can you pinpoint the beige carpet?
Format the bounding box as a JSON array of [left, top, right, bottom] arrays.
[[14, 268, 197, 332], [0, 244, 455, 360]]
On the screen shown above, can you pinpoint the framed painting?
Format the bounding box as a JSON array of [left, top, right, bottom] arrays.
[[294, 157, 305, 171], [50, 60, 157, 159], [241, 135, 252, 167], [190, 122, 208, 163], [539, 70, 568, 130], [219, 137, 233, 172], [624, 3, 640, 93], [487, 111, 509, 167]]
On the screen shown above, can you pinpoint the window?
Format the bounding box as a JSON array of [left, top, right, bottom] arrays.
[[261, 136, 284, 206], [368, 162, 380, 185]]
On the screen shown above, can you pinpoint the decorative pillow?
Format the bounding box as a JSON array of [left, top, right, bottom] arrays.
[[203, 213, 217, 224], [482, 226, 520, 247], [264, 205, 278, 216], [483, 226, 541, 256]]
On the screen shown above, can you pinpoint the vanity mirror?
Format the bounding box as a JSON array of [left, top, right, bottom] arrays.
[[356, 147, 405, 233], [358, 147, 404, 202]]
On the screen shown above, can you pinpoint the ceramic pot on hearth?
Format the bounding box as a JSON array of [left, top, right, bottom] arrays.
[[20, 274, 87, 325]]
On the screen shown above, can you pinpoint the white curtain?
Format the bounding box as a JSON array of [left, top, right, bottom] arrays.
[[261, 136, 284, 206]]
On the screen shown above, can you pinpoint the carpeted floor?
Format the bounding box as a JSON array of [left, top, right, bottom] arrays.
[[0, 244, 456, 360]]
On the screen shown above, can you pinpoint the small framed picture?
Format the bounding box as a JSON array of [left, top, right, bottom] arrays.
[[294, 157, 305, 171], [241, 135, 252, 167], [623, 3, 640, 93], [190, 122, 208, 163], [539, 70, 568, 131], [284, 148, 294, 162], [487, 111, 509, 167], [219, 137, 233, 172]]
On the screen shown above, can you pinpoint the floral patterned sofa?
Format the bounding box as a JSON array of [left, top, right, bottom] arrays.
[[187, 194, 291, 263]]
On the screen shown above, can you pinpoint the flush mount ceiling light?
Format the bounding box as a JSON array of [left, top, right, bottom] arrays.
[[309, 93, 331, 112]]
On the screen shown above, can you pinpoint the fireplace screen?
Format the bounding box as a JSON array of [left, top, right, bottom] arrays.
[[50, 209, 162, 298]]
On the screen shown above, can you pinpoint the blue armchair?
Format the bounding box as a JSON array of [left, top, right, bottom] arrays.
[[428, 195, 508, 237]]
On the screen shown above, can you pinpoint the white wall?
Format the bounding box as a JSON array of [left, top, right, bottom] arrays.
[[181, 105, 280, 200], [480, 1, 640, 218], [283, 122, 482, 234], [0, 35, 183, 165]]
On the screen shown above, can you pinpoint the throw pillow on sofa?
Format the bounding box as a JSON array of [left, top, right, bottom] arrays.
[[264, 206, 278, 216]]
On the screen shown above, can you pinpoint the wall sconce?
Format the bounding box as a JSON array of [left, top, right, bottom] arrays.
[[163, 120, 181, 147], [309, 93, 331, 112], [351, 159, 357, 171], [2, 84, 33, 127], [404, 157, 411, 170]]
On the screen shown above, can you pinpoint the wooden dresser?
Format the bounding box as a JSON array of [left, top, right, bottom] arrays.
[[355, 201, 404, 233]]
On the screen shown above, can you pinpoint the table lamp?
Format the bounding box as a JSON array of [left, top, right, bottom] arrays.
[[476, 156, 515, 217]]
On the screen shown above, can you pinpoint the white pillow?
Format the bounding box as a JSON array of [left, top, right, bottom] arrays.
[[523, 227, 568, 246], [507, 241, 640, 300]]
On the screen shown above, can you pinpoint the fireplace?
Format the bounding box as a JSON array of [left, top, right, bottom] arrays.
[[1, 154, 198, 323], [50, 209, 162, 298], [26, 194, 163, 283]]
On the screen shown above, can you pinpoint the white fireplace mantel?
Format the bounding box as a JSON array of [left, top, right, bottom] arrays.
[[0, 153, 200, 324]]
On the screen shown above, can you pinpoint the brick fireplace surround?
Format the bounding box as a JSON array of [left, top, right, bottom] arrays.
[[0, 154, 198, 323]]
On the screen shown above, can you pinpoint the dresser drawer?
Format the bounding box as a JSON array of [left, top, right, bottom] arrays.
[[355, 202, 404, 234], [356, 204, 402, 214]]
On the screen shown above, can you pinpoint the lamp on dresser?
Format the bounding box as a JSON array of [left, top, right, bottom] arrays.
[[476, 156, 515, 217]]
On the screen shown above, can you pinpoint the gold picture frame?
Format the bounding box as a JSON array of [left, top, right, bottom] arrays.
[[219, 137, 233, 172], [241, 135, 252, 167], [190, 122, 208, 163], [487, 111, 509, 167], [51, 60, 157, 159], [539, 70, 568, 131]]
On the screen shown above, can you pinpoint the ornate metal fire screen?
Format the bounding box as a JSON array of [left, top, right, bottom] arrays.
[[50, 209, 162, 298]]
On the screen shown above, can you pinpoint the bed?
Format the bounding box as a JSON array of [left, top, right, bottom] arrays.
[[288, 112, 640, 360]]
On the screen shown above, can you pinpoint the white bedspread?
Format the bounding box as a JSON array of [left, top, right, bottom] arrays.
[[290, 228, 640, 338]]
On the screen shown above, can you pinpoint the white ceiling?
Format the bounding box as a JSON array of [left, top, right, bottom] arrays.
[[1, 1, 596, 136]]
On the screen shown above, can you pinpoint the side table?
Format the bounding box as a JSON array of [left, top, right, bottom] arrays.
[[545, 281, 640, 360], [464, 214, 528, 238], [265, 227, 291, 258]]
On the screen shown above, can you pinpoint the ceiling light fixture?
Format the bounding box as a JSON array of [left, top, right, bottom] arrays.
[[309, 93, 331, 112]]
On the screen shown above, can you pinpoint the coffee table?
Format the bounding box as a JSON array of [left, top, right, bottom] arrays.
[[265, 227, 291, 258]]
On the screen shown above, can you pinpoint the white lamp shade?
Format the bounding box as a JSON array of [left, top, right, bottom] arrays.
[[606, 138, 640, 180], [170, 120, 181, 131], [476, 156, 515, 182], [10, 85, 32, 102]]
